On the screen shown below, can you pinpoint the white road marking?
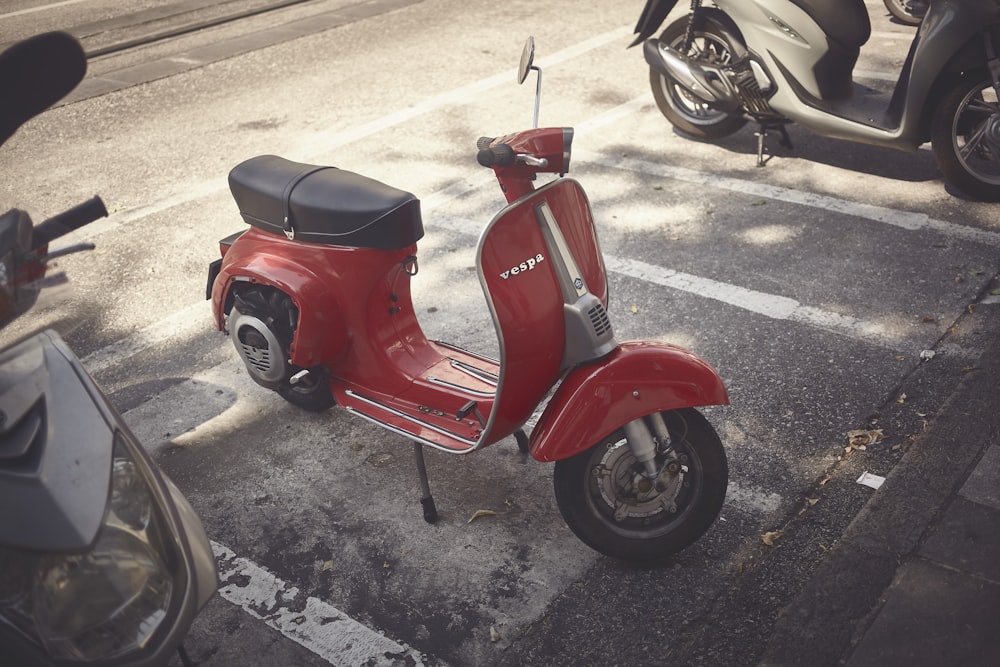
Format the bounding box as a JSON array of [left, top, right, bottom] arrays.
[[431, 214, 901, 349], [605, 255, 893, 346], [213, 542, 430, 667], [577, 147, 1000, 248], [82, 24, 634, 240], [84, 299, 211, 374], [286, 26, 633, 159], [0, 0, 93, 19]]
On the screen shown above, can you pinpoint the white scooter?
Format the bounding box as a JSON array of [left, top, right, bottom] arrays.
[[632, 0, 1000, 200]]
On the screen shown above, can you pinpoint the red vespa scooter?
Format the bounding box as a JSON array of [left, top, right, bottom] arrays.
[[207, 38, 729, 562]]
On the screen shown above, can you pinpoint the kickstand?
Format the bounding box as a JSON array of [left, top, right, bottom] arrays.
[[413, 442, 438, 523], [513, 428, 530, 455], [177, 644, 195, 667], [754, 121, 793, 166]]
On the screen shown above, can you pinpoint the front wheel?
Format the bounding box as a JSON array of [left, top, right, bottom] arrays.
[[553, 408, 727, 563], [649, 18, 748, 140], [931, 75, 1000, 201]]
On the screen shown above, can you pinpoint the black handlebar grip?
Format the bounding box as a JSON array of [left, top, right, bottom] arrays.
[[476, 136, 495, 151], [32, 195, 108, 249], [476, 143, 517, 168]]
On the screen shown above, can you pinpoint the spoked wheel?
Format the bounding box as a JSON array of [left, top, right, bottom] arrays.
[[931, 76, 1000, 202], [883, 0, 924, 26], [553, 408, 727, 563], [649, 18, 747, 140], [229, 285, 335, 412]]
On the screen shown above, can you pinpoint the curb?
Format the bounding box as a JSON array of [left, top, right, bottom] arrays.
[[759, 332, 1000, 665]]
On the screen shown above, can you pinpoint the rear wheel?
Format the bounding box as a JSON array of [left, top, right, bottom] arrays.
[[649, 18, 747, 140], [931, 75, 1000, 202], [553, 408, 727, 563], [276, 370, 335, 412], [883, 0, 924, 26]]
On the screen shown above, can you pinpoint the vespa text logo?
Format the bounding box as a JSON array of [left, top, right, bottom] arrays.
[[499, 253, 545, 280]]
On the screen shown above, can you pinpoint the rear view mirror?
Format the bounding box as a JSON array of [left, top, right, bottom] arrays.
[[517, 37, 542, 127], [518, 37, 535, 85], [0, 32, 86, 146]]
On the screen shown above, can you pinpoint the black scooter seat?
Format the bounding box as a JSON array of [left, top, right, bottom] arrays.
[[228, 154, 424, 250]]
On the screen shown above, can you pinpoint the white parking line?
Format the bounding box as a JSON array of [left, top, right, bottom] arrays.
[[82, 25, 634, 240], [213, 542, 430, 667], [605, 255, 892, 346], [0, 0, 93, 19], [577, 147, 1000, 248]]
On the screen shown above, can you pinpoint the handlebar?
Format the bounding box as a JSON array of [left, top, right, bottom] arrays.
[[31, 196, 107, 250], [476, 136, 548, 169], [477, 137, 517, 168]]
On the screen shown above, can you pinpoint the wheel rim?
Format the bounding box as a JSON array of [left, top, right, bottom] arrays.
[[656, 33, 734, 127], [951, 83, 1000, 185], [584, 430, 704, 539]]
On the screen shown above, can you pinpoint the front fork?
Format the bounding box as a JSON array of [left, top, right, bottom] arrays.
[[622, 413, 681, 494]]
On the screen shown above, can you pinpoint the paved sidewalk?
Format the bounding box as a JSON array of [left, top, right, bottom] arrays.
[[761, 331, 1000, 666]]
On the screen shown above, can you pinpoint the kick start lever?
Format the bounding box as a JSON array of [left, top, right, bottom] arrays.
[[456, 400, 486, 428]]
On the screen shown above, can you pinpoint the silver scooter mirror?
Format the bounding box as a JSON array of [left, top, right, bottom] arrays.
[[518, 36, 542, 128]]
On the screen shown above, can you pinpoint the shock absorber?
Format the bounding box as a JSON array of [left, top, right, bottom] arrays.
[[682, 0, 705, 52]]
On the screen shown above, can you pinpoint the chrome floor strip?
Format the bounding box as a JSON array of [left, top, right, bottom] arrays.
[[427, 375, 495, 398], [433, 340, 500, 366], [449, 359, 499, 384], [345, 390, 480, 448], [344, 407, 474, 454]]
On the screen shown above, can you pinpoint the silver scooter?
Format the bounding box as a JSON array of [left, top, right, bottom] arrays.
[[0, 32, 217, 666], [632, 0, 1000, 200]]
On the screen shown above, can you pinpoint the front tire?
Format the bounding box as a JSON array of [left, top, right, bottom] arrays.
[[649, 18, 748, 140], [553, 408, 727, 563], [931, 75, 1000, 201]]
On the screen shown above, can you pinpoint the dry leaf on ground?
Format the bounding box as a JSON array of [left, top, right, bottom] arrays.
[[467, 509, 498, 524], [761, 530, 782, 546]]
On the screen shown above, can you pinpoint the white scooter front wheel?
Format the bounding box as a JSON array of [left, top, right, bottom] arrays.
[[931, 75, 1000, 202]]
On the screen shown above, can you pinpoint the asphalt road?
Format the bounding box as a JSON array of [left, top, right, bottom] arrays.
[[2, 1, 999, 665]]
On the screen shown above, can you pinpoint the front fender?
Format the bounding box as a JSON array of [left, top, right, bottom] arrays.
[[530, 341, 728, 462]]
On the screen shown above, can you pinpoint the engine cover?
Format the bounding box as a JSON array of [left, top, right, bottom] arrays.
[[229, 305, 290, 388]]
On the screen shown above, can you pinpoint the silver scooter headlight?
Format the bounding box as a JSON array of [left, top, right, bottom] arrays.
[[0, 430, 183, 663]]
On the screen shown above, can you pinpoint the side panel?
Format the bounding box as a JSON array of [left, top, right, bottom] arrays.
[[733, 0, 1000, 147], [477, 185, 566, 443], [530, 341, 729, 462], [478, 178, 610, 445], [210, 228, 350, 368]]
